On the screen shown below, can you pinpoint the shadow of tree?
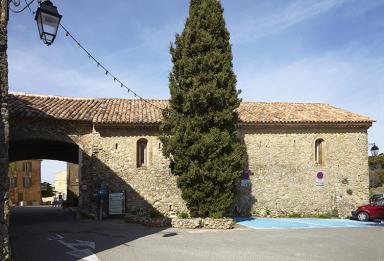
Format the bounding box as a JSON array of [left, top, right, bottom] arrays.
[[227, 132, 256, 217]]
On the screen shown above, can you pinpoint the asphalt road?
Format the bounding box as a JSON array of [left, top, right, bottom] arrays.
[[10, 206, 384, 261]]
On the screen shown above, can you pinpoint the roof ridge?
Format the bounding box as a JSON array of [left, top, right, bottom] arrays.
[[240, 101, 330, 105], [10, 93, 332, 105], [97, 98, 168, 102], [7, 92, 374, 124], [9, 92, 95, 100]]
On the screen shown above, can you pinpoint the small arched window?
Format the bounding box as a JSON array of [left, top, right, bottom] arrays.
[[315, 139, 324, 164], [137, 139, 148, 168]]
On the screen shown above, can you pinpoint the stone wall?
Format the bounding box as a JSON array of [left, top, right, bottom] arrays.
[[67, 163, 80, 206], [8, 118, 371, 220], [0, 0, 9, 259], [9, 118, 96, 212], [91, 126, 188, 215], [232, 126, 370, 217], [90, 124, 369, 218], [125, 215, 235, 229]]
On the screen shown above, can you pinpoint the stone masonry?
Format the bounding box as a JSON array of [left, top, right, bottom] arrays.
[[232, 125, 370, 218], [91, 126, 188, 215], [0, 0, 9, 259], [8, 93, 373, 220]]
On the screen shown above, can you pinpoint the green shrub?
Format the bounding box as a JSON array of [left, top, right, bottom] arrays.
[[287, 213, 301, 218], [209, 212, 223, 219], [148, 209, 163, 218], [177, 212, 190, 219]]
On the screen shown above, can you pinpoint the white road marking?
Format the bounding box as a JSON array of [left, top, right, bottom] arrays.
[[69, 240, 96, 250], [66, 249, 100, 261], [48, 234, 100, 261], [278, 219, 332, 227], [48, 234, 64, 241]]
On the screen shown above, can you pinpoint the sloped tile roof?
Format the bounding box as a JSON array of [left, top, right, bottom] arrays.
[[238, 102, 373, 124], [8, 92, 373, 126]]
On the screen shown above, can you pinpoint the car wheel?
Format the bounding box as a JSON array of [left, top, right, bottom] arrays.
[[357, 212, 369, 222]]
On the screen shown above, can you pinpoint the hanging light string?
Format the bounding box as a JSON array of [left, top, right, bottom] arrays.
[[20, 2, 255, 119], [58, 24, 255, 119], [19, 0, 164, 112], [19, 1, 165, 112], [58, 24, 166, 113], [58, 25, 257, 119]]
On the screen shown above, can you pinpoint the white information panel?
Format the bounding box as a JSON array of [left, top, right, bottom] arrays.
[[109, 192, 125, 215]]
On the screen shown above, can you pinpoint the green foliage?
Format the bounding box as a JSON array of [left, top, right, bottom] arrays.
[[160, 0, 245, 218], [8, 162, 16, 172], [41, 182, 54, 198], [177, 211, 190, 219], [369, 156, 384, 188], [209, 212, 223, 219], [287, 213, 302, 218], [369, 155, 384, 167], [370, 186, 384, 195], [148, 209, 163, 218]]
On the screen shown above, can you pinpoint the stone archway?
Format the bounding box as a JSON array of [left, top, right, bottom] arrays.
[[8, 116, 95, 212], [9, 139, 79, 164]]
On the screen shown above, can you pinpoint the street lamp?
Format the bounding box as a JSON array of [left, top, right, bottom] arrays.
[[370, 143, 379, 157], [9, 0, 62, 46], [34, 0, 62, 46]]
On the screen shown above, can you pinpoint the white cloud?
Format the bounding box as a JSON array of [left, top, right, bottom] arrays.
[[231, 0, 380, 44]]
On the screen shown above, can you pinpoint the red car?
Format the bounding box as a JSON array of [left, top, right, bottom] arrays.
[[352, 199, 384, 221], [370, 193, 384, 203]]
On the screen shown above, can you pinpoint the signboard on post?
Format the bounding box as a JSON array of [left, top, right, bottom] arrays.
[[109, 192, 125, 215]]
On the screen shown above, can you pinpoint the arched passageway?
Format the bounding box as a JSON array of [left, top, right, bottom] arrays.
[[9, 139, 79, 164]]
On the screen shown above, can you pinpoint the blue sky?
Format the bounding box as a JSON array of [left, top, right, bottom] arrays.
[[8, 0, 384, 182]]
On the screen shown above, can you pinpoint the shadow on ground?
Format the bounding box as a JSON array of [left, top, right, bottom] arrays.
[[8, 95, 171, 261], [10, 207, 170, 261]]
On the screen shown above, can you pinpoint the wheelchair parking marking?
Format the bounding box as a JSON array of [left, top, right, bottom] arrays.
[[235, 218, 383, 230]]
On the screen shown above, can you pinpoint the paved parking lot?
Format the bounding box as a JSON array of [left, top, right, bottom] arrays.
[[10, 207, 384, 261], [235, 217, 384, 229]]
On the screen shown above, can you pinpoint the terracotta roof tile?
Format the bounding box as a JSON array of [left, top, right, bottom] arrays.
[[237, 102, 373, 124], [8, 92, 373, 125]]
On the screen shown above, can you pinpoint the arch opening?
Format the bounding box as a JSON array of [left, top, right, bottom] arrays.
[[9, 139, 79, 164]]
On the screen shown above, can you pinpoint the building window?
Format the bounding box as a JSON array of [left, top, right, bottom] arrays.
[[315, 139, 324, 164], [18, 192, 23, 202], [9, 177, 17, 188], [137, 139, 148, 168], [22, 162, 33, 172], [23, 177, 32, 188]]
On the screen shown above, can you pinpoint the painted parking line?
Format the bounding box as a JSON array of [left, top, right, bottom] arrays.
[[235, 218, 384, 230]]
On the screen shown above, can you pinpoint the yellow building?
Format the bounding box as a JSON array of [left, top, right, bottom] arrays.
[[54, 170, 67, 200], [8, 160, 42, 206]]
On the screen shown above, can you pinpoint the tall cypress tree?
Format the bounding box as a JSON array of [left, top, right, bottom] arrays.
[[160, 0, 245, 218]]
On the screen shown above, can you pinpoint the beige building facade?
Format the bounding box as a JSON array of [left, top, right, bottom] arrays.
[[54, 170, 67, 200], [8, 160, 42, 206], [9, 93, 373, 217]]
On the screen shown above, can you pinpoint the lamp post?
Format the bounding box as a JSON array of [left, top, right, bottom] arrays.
[[9, 0, 62, 45], [34, 0, 62, 45], [1, 1, 61, 258], [370, 143, 379, 157]]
